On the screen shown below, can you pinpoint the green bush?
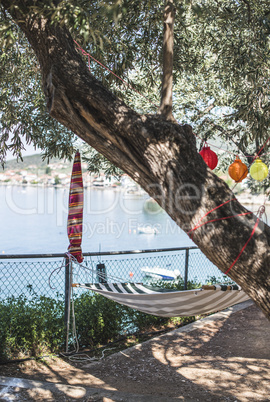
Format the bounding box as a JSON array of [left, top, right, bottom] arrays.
[[206, 275, 236, 286], [0, 292, 132, 359], [148, 277, 202, 291], [1, 280, 206, 360], [0, 293, 65, 361], [72, 292, 124, 348]]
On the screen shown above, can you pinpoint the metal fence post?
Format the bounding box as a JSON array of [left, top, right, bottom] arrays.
[[184, 248, 189, 290], [64, 256, 70, 327], [64, 256, 71, 352]]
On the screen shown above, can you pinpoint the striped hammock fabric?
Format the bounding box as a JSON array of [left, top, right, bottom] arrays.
[[67, 151, 84, 263], [72, 283, 250, 317]]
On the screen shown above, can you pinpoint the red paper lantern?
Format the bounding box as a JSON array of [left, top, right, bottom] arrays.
[[228, 157, 248, 183], [199, 145, 218, 170]]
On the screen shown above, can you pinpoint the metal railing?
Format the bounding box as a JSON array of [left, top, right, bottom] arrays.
[[0, 246, 227, 300]]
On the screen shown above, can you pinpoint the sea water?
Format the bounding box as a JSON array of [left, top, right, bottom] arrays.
[[0, 185, 268, 297], [0, 185, 194, 254]]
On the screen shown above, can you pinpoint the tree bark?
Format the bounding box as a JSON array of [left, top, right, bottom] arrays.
[[2, 0, 270, 319], [159, 0, 176, 121]]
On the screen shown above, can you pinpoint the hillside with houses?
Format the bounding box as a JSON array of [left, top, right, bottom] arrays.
[[1, 154, 265, 206], [0, 154, 131, 189], [1, 154, 79, 187]]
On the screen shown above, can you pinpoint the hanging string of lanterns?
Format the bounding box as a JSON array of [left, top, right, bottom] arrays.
[[199, 143, 269, 182]]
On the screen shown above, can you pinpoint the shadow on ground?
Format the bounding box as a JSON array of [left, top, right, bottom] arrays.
[[0, 302, 270, 401]]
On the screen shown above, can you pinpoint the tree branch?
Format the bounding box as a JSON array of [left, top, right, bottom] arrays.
[[159, 0, 176, 121]]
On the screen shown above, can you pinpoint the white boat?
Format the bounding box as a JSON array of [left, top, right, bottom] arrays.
[[92, 177, 106, 187], [141, 266, 181, 280], [123, 185, 146, 199], [137, 226, 159, 235], [92, 177, 112, 187]]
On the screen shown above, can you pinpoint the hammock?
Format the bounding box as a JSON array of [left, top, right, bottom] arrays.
[[72, 282, 249, 317], [67, 152, 249, 319]]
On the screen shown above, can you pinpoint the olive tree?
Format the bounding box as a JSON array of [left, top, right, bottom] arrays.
[[0, 0, 269, 318]]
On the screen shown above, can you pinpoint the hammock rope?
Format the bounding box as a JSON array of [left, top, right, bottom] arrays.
[[225, 205, 266, 275], [188, 198, 266, 276], [74, 40, 159, 109], [68, 253, 132, 284]]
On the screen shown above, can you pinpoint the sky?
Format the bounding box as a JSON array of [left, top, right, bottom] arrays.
[[6, 143, 41, 161]]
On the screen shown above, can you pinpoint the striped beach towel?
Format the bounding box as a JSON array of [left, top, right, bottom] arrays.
[[67, 151, 84, 263]]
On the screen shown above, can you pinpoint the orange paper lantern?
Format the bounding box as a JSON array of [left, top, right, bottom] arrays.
[[228, 157, 248, 183], [199, 145, 218, 170]]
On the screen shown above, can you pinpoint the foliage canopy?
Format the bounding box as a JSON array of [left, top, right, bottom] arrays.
[[1, 0, 270, 182]]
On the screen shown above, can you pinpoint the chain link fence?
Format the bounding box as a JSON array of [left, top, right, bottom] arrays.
[[0, 247, 228, 300]]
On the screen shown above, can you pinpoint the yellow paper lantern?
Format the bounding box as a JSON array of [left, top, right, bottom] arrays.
[[250, 159, 268, 181]]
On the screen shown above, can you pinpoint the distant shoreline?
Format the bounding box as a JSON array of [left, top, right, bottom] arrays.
[[1, 182, 269, 206]]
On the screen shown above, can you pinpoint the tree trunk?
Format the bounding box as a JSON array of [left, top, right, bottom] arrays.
[[159, 0, 176, 121], [2, 1, 270, 319]]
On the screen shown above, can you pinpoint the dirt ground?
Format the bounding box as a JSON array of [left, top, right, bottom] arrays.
[[0, 301, 270, 401]]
